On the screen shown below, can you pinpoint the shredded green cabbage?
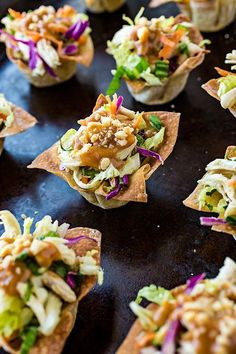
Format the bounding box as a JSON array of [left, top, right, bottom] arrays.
[[135, 284, 173, 305], [144, 127, 165, 150], [129, 301, 157, 331], [218, 75, 236, 97]]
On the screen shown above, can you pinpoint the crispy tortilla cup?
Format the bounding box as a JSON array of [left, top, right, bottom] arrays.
[[0, 211, 101, 354], [150, 0, 236, 32], [202, 68, 236, 118], [0, 104, 37, 156], [183, 146, 236, 237], [28, 94, 180, 209], [113, 14, 207, 105], [83, 0, 126, 13], [0, 6, 94, 88], [116, 257, 236, 354]]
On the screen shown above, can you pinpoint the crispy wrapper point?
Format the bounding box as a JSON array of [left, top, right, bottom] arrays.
[[0, 105, 37, 140], [202, 79, 236, 118], [6, 35, 94, 88], [183, 146, 236, 237], [1, 227, 101, 354], [125, 14, 206, 105], [28, 97, 180, 208]]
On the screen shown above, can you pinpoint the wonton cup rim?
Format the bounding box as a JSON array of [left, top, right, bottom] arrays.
[[0, 226, 101, 354], [28, 94, 180, 209]]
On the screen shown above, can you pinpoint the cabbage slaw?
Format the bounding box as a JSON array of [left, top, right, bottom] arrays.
[[106, 8, 207, 95], [0, 211, 102, 354], [58, 94, 166, 200], [0, 6, 91, 77], [0, 94, 14, 131]]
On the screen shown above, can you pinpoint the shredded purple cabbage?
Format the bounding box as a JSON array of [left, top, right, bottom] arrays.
[[137, 146, 164, 164], [0, 30, 57, 77], [116, 96, 123, 111], [64, 19, 89, 41], [65, 235, 97, 245], [122, 175, 129, 186], [63, 43, 78, 55], [185, 273, 205, 295], [106, 177, 121, 200], [200, 217, 227, 226], [66, 272, 77, 289], [161, 319, 180, 354]]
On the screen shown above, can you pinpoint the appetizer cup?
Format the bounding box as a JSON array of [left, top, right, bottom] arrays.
[[0, 210, 102, 354], [184, 146, 236, 238], [0, 6, 94, 87], [107, 9, 208, 105], [0, 93, 37, 156], [202, 50, 236, 118], [82, 0, 126, 13], [150, 0, 236, 32], [116, 257, 236, 354], [29, 94, 180, 209]]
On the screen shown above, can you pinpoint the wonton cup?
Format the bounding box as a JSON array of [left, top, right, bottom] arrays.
[[108, 13, 207, 105], [0, 104, 37, 156], [28, 94, 180, 209], [150, 0, 236, 32], [0, 211, 101, 354], [183, 146, 236, 238], [0, 6, 94, 88], [116, 257, 236, 354], [82, 0, 126, 13], [202, 68, 236, 118]]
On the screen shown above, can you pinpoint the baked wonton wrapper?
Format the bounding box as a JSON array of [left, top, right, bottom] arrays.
[[0, 104, 37, 156], [82, 0, 126, 13], [150, 0, 236, 32], [6, 36, 94, 88], [0, 226, 101, 354], [125, 15, 206, 105], [202, 70, 236, 118], [28, 95, 180, 209], [183, 146, 236, 237]]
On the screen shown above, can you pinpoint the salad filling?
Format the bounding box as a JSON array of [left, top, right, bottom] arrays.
[[0, 94, 14, 132], [117, 257, 236, 354], [58, 94, 166, 200], [0, 6, 93, 85], [0, 211, 102, 354], [184, 146, 236, 237], [106, 8, 207, 99]]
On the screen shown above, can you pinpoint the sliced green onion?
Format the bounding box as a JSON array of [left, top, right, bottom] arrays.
[[136, 134, 145, 146], [155, 60, 169, 79], [23, 282, 33, 303], [81, 167, 99, 179], [226, 215, 236, 226], [106, 66, 125, 95], [51, 261, 69, 278], [20, 326, 38, 354], [38, 231, 59, 240], [199, 39, 211, 48], [179, 42, 189, 56], [150, 115, 163, 130]]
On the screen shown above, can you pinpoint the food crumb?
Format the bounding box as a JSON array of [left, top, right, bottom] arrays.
[[157, 225, 160, 228], [34, 211, 38, 215], [193, 249, 196, 253], [21, 214, 27, 219], [197, 77, 201, 82], [170, 104, 175, 109], [224, 33, 230, 39]]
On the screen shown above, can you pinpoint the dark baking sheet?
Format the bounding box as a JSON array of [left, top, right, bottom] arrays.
[[0, 1, 235, 353]]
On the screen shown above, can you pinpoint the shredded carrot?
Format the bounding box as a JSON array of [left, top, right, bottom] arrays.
[[159, 29, 185, 59], [133, 114, 143, 129], [78, 35, 87, 45], [215, 67, 236, 77], [56, 5, 76, 18], [25, 31, 41, 42], [229, 179, 236, 187], [136, 332, 155, 348], [78, 119, 87, 126], [81, 176, 89, 184], [9, 9, 22, 19]]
